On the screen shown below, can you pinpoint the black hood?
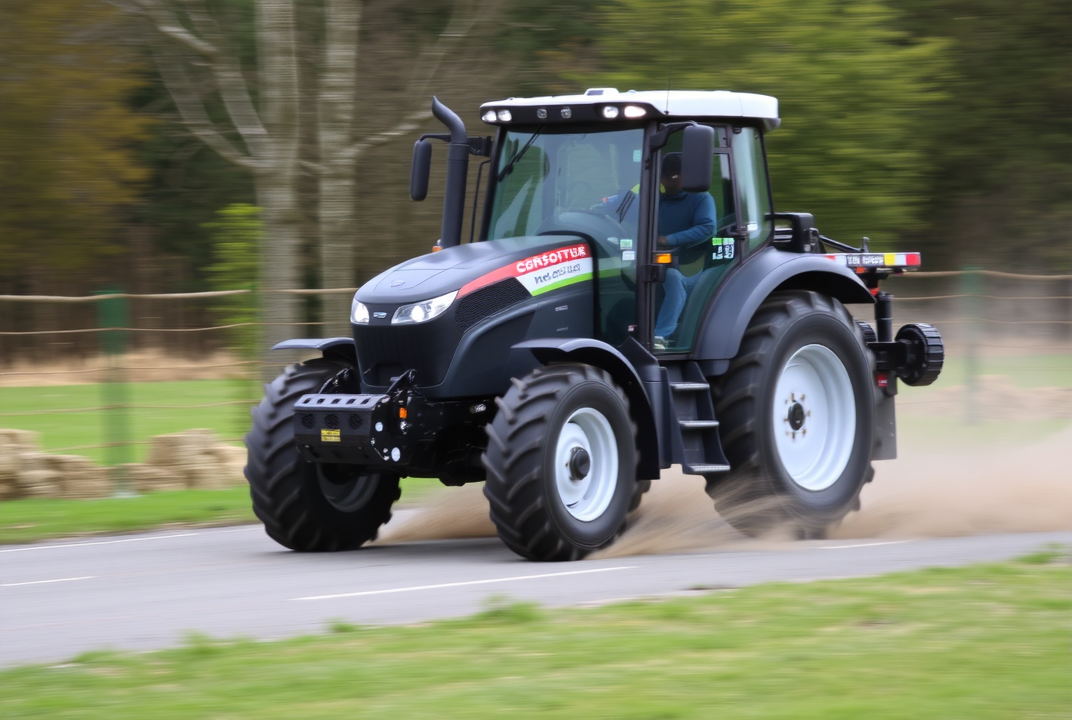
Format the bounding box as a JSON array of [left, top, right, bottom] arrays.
[[355, 236, 586, 306]]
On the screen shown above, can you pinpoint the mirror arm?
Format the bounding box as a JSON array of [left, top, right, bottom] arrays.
[[649, 121, 700, 150]]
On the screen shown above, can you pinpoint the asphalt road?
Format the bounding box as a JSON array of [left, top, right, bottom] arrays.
[[3, 518, 1069, 668]]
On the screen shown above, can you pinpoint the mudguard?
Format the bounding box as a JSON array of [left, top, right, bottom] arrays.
[[271, 337, 357, 365], [513, 337, 661, 480], [695, 247, 875, 362]]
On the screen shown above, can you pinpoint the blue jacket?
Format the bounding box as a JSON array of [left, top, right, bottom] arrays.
[[659, 191, 716, 246]]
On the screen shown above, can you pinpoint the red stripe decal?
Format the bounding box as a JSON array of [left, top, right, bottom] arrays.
[[458, 243, 590, 297]]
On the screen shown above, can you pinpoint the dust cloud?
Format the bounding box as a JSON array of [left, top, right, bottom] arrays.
[[379, 416, 1072, 555], [832, 425, 1072, 540]]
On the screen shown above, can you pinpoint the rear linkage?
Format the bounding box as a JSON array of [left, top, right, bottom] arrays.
[[776, 211, 945, 392]]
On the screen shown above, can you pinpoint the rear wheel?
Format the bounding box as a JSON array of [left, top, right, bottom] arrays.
[[708, 291, 875, 537], [483, 364, 637, 561], [245, 359, 400, 551]]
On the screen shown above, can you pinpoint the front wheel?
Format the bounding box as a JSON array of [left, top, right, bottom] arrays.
[[244, 359, 401, 551], [482, 364, 637, 561], [708, 291, 875, 538]]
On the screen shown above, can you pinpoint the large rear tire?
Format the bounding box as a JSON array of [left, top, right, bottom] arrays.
[[483, 364, 638, 561], [708, 291, 875, 538], [245, 359, 401, 551]]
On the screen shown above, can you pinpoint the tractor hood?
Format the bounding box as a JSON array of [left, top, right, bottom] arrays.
[[355, 235, 590, 306]]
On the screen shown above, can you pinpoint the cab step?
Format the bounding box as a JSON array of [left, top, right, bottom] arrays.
[[679, 419, 719, 429], [684, 463, 731, 474], [669, 382, 710, 392], [664, 361, 731, 476]]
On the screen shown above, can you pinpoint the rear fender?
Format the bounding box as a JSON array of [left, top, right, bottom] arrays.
[[695, 248, 875, 362], [513, 338, 660, 480], [271, 337, 357, 366]]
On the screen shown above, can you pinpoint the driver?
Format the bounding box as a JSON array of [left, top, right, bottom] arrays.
[[654, 154, 716, 348]]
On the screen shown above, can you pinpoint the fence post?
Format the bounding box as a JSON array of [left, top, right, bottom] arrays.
[[96, 289, 134, 497], [960, 267, 981, 426]]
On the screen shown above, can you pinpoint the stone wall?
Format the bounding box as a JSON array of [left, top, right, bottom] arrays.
[[0, 428, 246, 500]]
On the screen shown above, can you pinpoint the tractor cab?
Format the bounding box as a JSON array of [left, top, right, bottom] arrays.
[[413, 89, 779, 356]]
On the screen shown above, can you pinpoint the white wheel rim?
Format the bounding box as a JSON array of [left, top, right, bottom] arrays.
[[772, 344, 856, 491], [554, 407, 618, 521]]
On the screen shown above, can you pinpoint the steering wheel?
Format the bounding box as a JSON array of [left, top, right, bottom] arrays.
[[535, 210, 632, 252]]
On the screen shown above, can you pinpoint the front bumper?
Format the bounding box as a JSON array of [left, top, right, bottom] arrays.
[[293, 392, 414, 466]]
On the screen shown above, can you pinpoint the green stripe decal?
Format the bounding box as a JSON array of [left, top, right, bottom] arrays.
[[529, 271, 593, 295]]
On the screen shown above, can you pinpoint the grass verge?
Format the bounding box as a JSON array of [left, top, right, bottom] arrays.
[[1, 555, 1069, 718], [0, 487, 256, 544], [0, 478, 443, 545]]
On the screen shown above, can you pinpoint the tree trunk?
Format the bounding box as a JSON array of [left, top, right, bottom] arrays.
[[256, 0, 302, 355], [317, 0, 359, 336]]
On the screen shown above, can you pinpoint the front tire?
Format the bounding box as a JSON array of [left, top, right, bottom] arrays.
[[244, 359, 401, 551], [708, 291, 875, 537], [483, 364, 637, 561]]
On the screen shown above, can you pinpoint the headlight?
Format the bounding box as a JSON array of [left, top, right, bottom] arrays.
[[351, 298, 369, 324], [391, 290, 457, 325]]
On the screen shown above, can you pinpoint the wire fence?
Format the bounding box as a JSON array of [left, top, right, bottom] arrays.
[[1, 270, 1070, 471]]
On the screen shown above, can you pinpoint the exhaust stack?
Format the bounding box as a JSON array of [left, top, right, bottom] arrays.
[[432, 97, 469, 249]]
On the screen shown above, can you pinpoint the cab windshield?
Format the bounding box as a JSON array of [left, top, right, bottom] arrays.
[[487, 126, 645, 241]]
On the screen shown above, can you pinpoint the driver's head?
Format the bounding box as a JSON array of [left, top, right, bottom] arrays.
[[661, 154, 683, 196]]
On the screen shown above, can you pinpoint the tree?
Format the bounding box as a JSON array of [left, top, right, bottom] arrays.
[[0, 0, 149, 287], [897, 0, 1072, 270], [116, 0, 499, 344], [205, 203, 263, 358], [566, 0, 948, 249]]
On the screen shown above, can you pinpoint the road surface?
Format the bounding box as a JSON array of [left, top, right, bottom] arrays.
[[3, 519, 1069, 667]]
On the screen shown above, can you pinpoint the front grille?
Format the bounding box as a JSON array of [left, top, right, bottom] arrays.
[[324, 413, 339, 429], [354, 318, 461, 389], [455, 278, 530, 331], [301, 414, 316, 429], [348, 414, 363, 430]]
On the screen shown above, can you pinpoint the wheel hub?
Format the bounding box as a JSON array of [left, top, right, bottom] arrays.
[[568, 446, 591, 480], [772, 345, 856, 491], [554, 407, 618, 521], [787, 400, 806, 431]]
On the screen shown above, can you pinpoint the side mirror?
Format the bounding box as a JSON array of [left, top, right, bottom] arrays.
[[410, 139, 433, 201], [681, 124, 714, 193]]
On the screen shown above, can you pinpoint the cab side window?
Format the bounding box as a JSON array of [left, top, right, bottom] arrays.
[[731, 127, 772, 252]]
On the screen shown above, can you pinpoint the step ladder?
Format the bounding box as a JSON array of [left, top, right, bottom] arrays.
[[665, 363, 731, 476]]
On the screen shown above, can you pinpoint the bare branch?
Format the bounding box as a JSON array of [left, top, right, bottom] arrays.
[[121, 0, 220, 57], [349, 0, 502, 156], [411, 0, 505, 98], [352, 108, 434, 160], [150, 49, 257, 170]]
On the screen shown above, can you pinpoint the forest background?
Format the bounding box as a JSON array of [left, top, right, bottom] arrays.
[[2, 0, 1070, 347]]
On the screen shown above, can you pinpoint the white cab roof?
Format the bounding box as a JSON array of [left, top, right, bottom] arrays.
[[481, 88, 779, 131]]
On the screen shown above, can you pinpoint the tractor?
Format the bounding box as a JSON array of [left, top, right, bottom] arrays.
[[245, 88, 944, 560]]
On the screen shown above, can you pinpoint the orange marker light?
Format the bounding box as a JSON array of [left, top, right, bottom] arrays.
[[399, 407, 407, 419], [655, 253, 673, 264]]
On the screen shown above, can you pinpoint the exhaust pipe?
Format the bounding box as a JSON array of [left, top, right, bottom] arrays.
[[432, 97, 469, 249]]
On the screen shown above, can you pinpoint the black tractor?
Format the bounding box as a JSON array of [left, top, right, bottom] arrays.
[[245, 88, 944, 560]]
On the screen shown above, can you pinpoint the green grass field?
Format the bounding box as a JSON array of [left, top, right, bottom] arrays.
[[931, 352, 1072, 388], [0, 379, 260, 464], [0, 355, 1067, 543], [1, 354, 1068, 466], [1, 554, 1068, 718]]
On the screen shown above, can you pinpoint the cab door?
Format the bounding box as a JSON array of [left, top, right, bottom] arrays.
[[650, 127, 737, 354]]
